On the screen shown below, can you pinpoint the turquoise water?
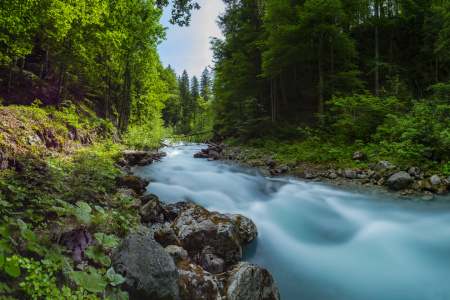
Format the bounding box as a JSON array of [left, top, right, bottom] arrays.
[[133, 144, 450, 300]]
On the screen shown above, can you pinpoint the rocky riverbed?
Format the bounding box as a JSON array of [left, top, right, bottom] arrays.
[[112, 150, 280, 300], [194, 143, 450, 200]]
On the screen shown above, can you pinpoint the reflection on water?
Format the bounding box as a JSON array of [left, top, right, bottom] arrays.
[[133, 144, 450, 300]]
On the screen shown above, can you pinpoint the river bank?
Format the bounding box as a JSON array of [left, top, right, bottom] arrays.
[[194, 142, 450, 201]]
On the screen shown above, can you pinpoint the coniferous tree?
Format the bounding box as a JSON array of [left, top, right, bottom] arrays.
[[200, 67, 211, 101], [191, 76, 199, 119], [179, 70, 191, 123]]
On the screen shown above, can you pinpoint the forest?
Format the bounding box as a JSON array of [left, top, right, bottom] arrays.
[[0, 0, 450, 298], [1, 0, 448, 169], [211, 0, 450, 169]]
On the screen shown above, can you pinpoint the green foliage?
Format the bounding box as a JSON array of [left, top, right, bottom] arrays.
[[94, 233, 120, 248], [328, 91, 404, 141], [124, 115, 170, 150], [373, 88, 450, 162], [18, 256, 100, 299], [0, 148, 122, 222]]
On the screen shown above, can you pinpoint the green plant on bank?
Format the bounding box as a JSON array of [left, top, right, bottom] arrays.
[[124, 116, 170, 149], [373, 82, 450, 167], [51, 200, 126, 298], [0, 151, 123, 223]]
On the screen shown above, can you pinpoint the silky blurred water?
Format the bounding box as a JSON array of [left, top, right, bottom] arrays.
[[133, 143, 450, 300]]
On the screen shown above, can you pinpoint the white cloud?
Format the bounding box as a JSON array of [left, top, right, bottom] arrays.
[[158, 0, 225, 79]]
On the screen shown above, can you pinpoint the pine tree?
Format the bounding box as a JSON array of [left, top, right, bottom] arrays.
[[200, 67, 211, 101], [179, 70, 191, 123]]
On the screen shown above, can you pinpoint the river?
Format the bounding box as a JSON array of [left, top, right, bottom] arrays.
[[133, 143, 450, 300]]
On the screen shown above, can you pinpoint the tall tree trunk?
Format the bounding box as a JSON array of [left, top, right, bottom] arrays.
[[40, 49, 48, 79], [293, 59, 298, 100], [270, 79, 274, 123], [375, 0, 380, 97], [57, 38, 68, 104], [279, 73, 288, 109], [119, 57, 131, 132], [7, 58, 13, 95], [57, 61, 65, 103], [331, 38, 335, 95], [318, 31, 325, 122], [435, 51, 438, 84], [20, 57, 25, 79]]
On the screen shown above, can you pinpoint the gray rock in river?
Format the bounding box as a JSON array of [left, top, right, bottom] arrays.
[[228, 214, 258, 245], [224, 262, 280, 300], [387, 171, 413, 190], [111, 234, 179, 300], [172, 204, 257, 265], [178, 260, 224, 300]]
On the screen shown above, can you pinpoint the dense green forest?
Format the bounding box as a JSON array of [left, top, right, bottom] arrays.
[[0, 0, 213, 147], [0, 0, 450, 161], [211, 0, 450, 167]]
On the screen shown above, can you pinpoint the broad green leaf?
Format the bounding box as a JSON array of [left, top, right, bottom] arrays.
[[73, 208, 92, 224], [0, 239, 12, 254], [16, 219, 27, 231], [76, 201, 92, 213], [94, 233, 120, 247], [5, 258, 20, 278], [86, 246, 104, 263], [106, 267, 116, 281], [21, 228, 36, 241], [71, 271, 107, 293], [0, 199, 11, 207], [99, 256, 111, 267], [94, 205, 105, 214], [0, 253, 4, 268], [110, 273, 126, 286], [52, 206, 68, 216], [106, 267, 126, 286]]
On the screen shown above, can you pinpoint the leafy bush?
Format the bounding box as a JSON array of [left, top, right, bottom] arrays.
[[124, 115, 169, 149], [0, 152, 122, 223], [328, 91, 405, 141], [374, 83, 450, 162]]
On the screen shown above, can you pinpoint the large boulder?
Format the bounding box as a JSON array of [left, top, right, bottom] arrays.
[[387, 171, 413, 190], [172, 204, 257, 266], [177, 260, 224, 300], [224, 262, 280, 300], [111, 234, 179, 300], [228, 214, 258, 245]]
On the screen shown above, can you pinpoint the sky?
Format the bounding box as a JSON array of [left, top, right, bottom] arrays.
[[157, 0, 225, 79]]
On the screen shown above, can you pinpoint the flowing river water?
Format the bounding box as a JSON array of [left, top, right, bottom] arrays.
[[133, 143, 450, 300]]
